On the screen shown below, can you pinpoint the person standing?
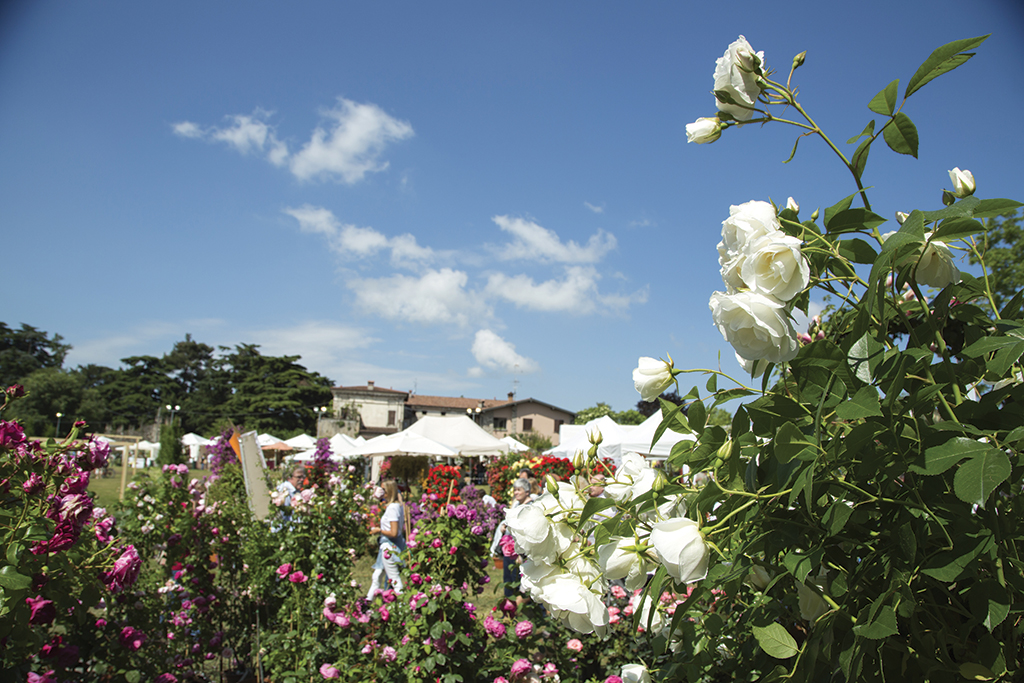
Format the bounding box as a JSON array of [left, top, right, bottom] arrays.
[[276, 467, 305, 507], [366, 480, 407, 599]]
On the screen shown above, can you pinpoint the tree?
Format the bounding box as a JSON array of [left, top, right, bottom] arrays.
[[216, 344, 333, 435], [0, 322, 71, 387], [517, 430, 552, 452], [4, 367, 84, 437], [573, 402, 645, 425], [159, 420, 186, 466], [968, 209, 1024, 311]]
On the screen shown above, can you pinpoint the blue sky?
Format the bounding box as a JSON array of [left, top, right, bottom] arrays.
[[2, 1, 1022, 415]]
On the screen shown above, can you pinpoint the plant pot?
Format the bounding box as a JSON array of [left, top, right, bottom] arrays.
[[493, 557, 503, 570]]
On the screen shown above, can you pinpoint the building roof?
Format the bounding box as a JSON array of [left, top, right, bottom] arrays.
[[480, 397, 576, 419], [405, 394, 509, 411], [331, 382, 408, 396]]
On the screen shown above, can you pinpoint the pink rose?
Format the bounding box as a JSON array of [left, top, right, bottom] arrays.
[[319, 663, 340, 679], [514, 620, 533, 638], [431, 538, 443, 548], [610, 585, 628, 600], [543, 662, 558, 678], [510, 659, 531, 677], [276, 563, 292, 577], [566, 639, 583, 652], [288, 571, 308, 583]]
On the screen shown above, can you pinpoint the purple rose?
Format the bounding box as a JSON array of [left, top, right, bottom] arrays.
[[22, 473, 45, 495], [288, 571, 308, 583], [26, 595, 56, 625], [27, 671, 57, 683], [118, 626, 146, 651], [514, 620, 533, 638], [102, 545, 141, 593]]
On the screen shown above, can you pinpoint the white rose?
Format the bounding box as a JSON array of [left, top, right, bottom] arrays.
[[605, 452, 662, 502], [710, 291, 800, 364], [740, 232, 810, 302], [632, 357, 675, 402], [948, 167, 975, 197], [917, 232, 961, 288], [537, 573, 609, 635], [736, 352, 770, 378], [629, 593, 664, 633], [713, 35, 765, 121], [649, 517, 709, 584], [786, 197, 799, 213], [620, 663, 652, 683], [597, 536, 654, 591], [718, 201, 783, 291], [685, 117, 722, 144]]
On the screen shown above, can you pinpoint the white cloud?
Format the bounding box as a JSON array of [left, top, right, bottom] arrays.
[[173, 110, 288, 164], [284, 205, 432, 265], [584, 201, 605, 214], [174, 98, 412, 184], [289, 98, 414, 183], [471, 329, 538, 374], [348, 268, 488, 327], [492, 215, 616, 264], [248, 321, 377, 383], [485, 266, 601, 313]]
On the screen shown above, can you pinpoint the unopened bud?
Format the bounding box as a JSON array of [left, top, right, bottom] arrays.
[[792, 51, 806, 70], [895, 211, 909, 225], [717, 440, 734, 462], [652, 471, 667, 492], [786, 197, 799, 213], [545, 474, 559, 496], [948, 167, 975, 198], [810, 208, 819, 221], [591, 430, 603, 446], [572, 450, 585, 470]]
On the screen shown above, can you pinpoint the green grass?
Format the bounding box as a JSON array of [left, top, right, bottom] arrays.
[[88, 466, 206, 509]]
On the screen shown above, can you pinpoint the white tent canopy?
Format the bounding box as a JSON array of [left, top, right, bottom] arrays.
[[257, 433, 287, 447], [607, 409, 695, 460], [181, 433, 211, 446], [546, 415, 636, 460], [285, 433, 317, 450], [501, 435, 531, 453], [291, 433, 360, 462], [405, 415, 509, 456], [346, 431, 457, 458]]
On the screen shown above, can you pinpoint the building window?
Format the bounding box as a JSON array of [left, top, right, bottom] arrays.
[[493, 417, 507, 430], [388, 410, 396, 426], [522, 418, 533, 431], [555, 419, 564, 431]]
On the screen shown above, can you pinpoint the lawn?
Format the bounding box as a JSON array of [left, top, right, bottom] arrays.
[[88, 465, 207, 509]]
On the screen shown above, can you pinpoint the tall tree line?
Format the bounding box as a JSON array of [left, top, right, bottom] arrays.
[[0, 324, 334, 438]]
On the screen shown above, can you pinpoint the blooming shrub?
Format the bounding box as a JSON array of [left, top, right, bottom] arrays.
[[487, 454, 575, 502], [422, 464, 462, 507], [509, 34, 1024, 683], [0, 388, 148, 681]]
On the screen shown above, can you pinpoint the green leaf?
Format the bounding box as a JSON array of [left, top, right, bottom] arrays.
[[970, 581, 1010, 632], [906, 35, 989, 98], [5, 543, 22, 565], [868, 79, 899, 116], [578, 496, 618, 527], [853, 605, 898, 639], [823, 500, 853, 535], [958, 663, 996, 681], [835, 386, 882, 420], [782, 135, 801, 164], [125, 672, 141, 683], [824, 191, 858, 227], [930, 217, 984, 242], [751, 623, 799, 659], [847, 333, 885, 384], [826, 208, 887, 235], [882, 112, 919, 157], [784, 548, 822, 584], [851, 136, 871, 180], [774, 422, 815, 464], [0, 566, 31, 591], [836, 238, 878, 264], [911, 436, 992, 475], [971, 198, 1024, 218], [954, 448, 1011, 508], [846, 119, 876, 145]]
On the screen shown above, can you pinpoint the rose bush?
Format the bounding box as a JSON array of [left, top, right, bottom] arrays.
[[509, 33, 1024, 683]]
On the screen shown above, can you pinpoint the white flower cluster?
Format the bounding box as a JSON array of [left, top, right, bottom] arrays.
[[709, 200, 808, 367], [685, 36, 767, 144], [503, 453, 709, 636]]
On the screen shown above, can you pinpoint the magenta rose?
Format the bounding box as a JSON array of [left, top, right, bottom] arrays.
[[510, 659, 532, 677], [514, 620, 533, 638], [319, 663, 340, 679], [26, 595, 56, 625], [102, 545, 141, 593]]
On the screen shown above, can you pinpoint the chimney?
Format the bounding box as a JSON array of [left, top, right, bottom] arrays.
[[507, 391, 514, 402], [367, 381, 375, 390]]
